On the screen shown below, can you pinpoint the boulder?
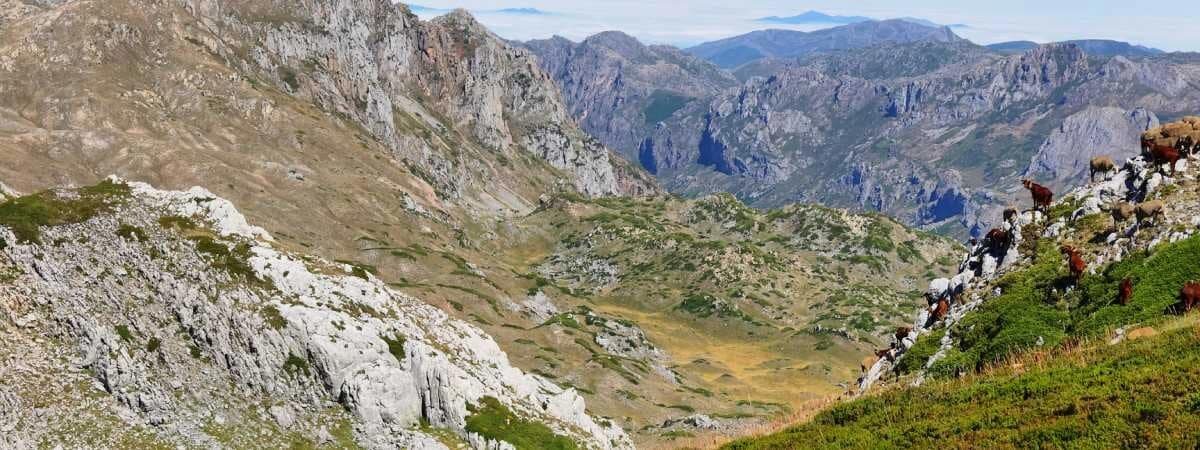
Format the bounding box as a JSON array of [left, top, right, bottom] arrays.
[[980, 255, 999, 277]]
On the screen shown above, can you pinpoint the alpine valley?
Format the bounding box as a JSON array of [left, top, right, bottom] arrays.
[[2, 1, 1200, 449]]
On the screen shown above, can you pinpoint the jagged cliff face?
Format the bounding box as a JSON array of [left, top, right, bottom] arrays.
[[538, 30, 1200, 237], [0, 0, 655, 209], [0, 179, 630, 449], [521, 32, 738, 172]]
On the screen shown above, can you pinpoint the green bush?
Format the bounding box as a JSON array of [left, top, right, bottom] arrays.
[[381, 333, 406, 364], [283, 353, 310, 377], [465, 396, 578, 450], [261, 305, 286, 330], [190, 236, 271, 288], [895, 328, 944, 374], [0, 180, 130, 243], [115, 324, 134, 342], [116, 223, 147, 242]]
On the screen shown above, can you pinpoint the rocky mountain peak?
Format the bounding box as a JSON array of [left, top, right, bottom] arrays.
[[429, 7, 490, 36], [582, 30, 650, 55]]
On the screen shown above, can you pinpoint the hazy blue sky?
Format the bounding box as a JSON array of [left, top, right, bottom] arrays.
[[404, 1, 1199, 51]]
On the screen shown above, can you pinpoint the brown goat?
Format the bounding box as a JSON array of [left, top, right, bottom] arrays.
[[1090, 156, 1116, 182], [1118, 278, 1133, 306], [1148, 144, 1182, 175], [1141, 135, 1156, 153], [895, 326, 912, 342], [1022, 179, 1053, 213], [1136, 200, 1166, 226], [986, 228, 1011, 255], [1179, 282, 1200, 313], [861, 348, 894, 373], [1061, 245, 1086, 283], [932, 298, 950, 321], [1111, 202, 1136, 228]]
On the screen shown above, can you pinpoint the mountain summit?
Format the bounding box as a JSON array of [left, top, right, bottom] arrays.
[[755, 11, 872, 25], [687, 19, 966, 68]]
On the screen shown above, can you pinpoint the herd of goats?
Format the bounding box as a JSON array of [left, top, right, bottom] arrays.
[[860, 120, 1200, 380]]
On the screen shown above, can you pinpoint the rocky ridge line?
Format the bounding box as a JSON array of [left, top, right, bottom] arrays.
[[0, 177, 631, 449]]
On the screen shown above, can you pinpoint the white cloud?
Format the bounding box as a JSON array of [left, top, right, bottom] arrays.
[[402, 0, 1200, 52]]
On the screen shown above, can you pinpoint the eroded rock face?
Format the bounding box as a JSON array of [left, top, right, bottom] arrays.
[[0, 179, 632, 449], [1024, 107, 1159, 190], [522, 31, 737, 165], [536, 27, 1200, 236], [175, 0, 652, 199]]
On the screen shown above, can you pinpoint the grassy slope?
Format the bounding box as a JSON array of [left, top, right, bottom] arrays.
[[903, 217, 1200, 379], [723, 158, 1200, 449], [724, 315, 1200, 449]]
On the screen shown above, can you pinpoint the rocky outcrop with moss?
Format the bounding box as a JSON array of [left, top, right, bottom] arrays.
[[0, 178, 631, 449]]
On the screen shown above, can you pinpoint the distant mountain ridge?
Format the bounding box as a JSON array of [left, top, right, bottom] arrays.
[[756, 11, 966, 29], [531, 25, 1200, 237], [988, 39, 1164, 57], [756, 11, 872, 25], [686, 19, 966, 68]]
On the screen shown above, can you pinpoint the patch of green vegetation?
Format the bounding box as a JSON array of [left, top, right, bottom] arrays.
[[190, 236, 272, 288], [436, 251, 482, 278], [677, 293, 749, 322], [590, 354, 641, 384], [537, 313, 582, 330], [116, 224, 147, 242], [158, 215, 198, 230], [862, 221, 895, 253], [723, 323, 1200, 449], [279, 66, 300, 91], [643, 90, 691, 124], [895, 328, 944, 374], [664, 404, 696, 413], [381, 333, 406, 364], [943, 241, 1069, 372], [661, 430, 695, 439], [1046, 196, 1081, 222], [146, 337, 161, 353], [283, 353, 310, 377], [0, 266, 17, 285], [0, 180, 131, 244], [896, 240, 923, 263], [465, 396, 578, 450], [261, 305, 286, 330], [1070, 234, 1200, 335], [115, 325, 134, 342], [335, 260, 377, 280], [202, 405, 360, 450]]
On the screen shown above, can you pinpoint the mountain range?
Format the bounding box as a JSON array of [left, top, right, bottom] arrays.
[[756, 11, 967, 29], [684, 19, 966, 69], [988, 39, 1165, 57], [526, 20, 1200, 237]]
